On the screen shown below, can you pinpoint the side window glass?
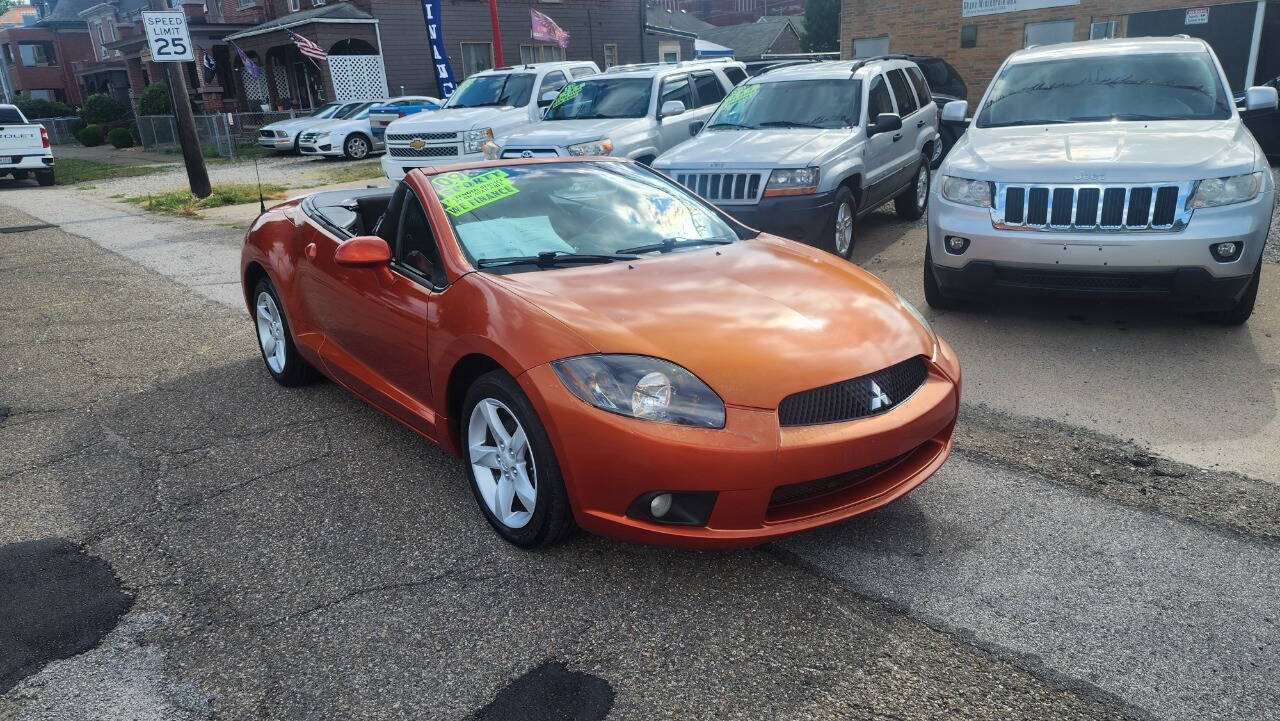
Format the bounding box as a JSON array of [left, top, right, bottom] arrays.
[[571, 66, 595, 78], [907, 66, 932, 105], [539, 70, 567, 96], [867, 74, 894, 121], [692, 72, 726, 107], [659, 76, 694, 114], [722, 66, 746, 86], [396, 192, 445, 287], [888, 69, 918, 116]]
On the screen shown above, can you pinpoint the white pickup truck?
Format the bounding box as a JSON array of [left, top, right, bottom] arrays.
[[0, 104, 54, 186]]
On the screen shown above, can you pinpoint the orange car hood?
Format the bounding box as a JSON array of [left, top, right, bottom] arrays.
[[483, 236, 934, 409]]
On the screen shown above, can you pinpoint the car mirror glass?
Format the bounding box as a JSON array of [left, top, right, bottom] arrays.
[[870, 112, 902, 136], [660, 100, 686, 118], [941, 99, 968, 124]]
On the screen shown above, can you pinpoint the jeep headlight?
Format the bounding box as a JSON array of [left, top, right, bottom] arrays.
[[552, 354, 725, 428], [567, 139, 614, 156], [1190, 172, 1263, 208], [764, 167, 819, 196], [940, 176, 992, 207], [464, 127, 493, 154]]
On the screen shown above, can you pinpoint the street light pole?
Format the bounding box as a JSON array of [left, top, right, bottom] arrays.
[[488, 0, 504, 67]]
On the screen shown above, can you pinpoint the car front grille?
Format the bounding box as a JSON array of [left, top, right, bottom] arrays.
[[768, 447, 917, 509], [386, 131, 457, 141], [778, 356, 929, 427], [993, 267, 1176, 294], [388, 145, 459, 158], [993, 182, 1194, 232], [259, 129, 274, 138], [669, 171, 764, 205]]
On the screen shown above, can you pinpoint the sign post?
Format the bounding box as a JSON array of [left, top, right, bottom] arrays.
[[142, 7, 210, 199]]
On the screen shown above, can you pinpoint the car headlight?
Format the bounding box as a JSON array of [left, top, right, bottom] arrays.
[[482, 140, 501, 160], [567, 139, 614, 156], [764, 167, 819, 197], [464, 127, 494, 154], [940, 176, 992, 207], [896, 293, 938, 358], [1190, 172, 1263, 208], [551, 354, 725, 428]]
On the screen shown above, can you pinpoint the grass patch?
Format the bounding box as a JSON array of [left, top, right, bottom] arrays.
[[125, 183, 288, 217], [305, 159, 385, 185], [54, 158, 169, 185]]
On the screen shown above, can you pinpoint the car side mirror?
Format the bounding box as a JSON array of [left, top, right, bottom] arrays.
[[1244, 86, 1279, 112], [689, 120, 705, 136], [660, 100, 686, 118], [941, 99, 969, 124], [538, 90, 559, 108], [334, 235, 392, 268], [869, 112, 902, 136]]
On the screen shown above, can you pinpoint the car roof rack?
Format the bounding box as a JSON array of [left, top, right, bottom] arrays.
[[848, 54, 910, 74]]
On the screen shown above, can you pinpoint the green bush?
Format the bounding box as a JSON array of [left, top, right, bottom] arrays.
[[137, 83, 171, 116], [79, 94, 127, 125], [77, 124, 105, 147], [13, 94, 74, 119], [106, 127, 134, 148]]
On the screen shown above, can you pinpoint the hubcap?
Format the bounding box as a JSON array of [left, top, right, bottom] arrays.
[[834, 201, 853, 255], [467, 398, 536, 529], [255, 291, 286, 374], [916, 165, 929, 209], [349, 138, 368, 158]]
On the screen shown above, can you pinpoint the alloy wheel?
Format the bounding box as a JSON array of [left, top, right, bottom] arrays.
[[347, 137, 369, 159], [916, 165, 930, 210], [834, 201, 854, 256], [468, 398, 537, 529], [255, 291, 286, 374]]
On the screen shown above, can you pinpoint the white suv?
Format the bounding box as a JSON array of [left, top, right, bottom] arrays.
[[494, 59, 746, 164], [380, 61, 599, 180], [653, 58, 941, 257], [928, 37, 1278, 324]]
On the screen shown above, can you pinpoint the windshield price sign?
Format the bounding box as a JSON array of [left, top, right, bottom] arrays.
[[142, 11, 193, 62]]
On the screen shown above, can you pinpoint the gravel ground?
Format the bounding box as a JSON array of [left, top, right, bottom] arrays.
[[79, 154, 375, 196], [1267, 163, 1280, 263]]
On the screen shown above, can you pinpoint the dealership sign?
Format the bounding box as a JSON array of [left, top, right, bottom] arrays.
[[1185, 7, 1209, 24], [962, 0, 1079, 18], [419, 0, 458, 97]]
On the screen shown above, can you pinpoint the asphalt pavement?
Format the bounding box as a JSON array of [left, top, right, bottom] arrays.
[[2, 174, 1278, 720]]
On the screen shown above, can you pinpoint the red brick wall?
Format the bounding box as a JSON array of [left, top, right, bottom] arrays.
[[0, 26, 93, 105]]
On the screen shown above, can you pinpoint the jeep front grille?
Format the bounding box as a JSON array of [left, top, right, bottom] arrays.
[[670, 171, 764, 205], [500, 148, 561, 158], [993, 182, 1194, 232]]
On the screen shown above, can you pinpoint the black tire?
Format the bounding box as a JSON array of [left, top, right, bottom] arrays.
[[251, 277, 318, 386], [1202, 257, 1261, 326], [35, 170, 54, 187], [923, 243, 963, 310], [895, 156, 930, 221], [825, 185, 857, 259], [932, 125, 957, 169], [461, 371, 574, 549], [12, 170, 29, 180], [343, 134, 371, 160]]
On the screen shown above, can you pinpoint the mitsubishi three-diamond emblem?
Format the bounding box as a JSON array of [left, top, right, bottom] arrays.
[[868, 380, 892, 411]]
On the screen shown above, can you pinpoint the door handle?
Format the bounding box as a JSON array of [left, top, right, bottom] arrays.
[[916, 119, 926, 128], [892, 133, 903, 142], [305, 243, 317, 260]]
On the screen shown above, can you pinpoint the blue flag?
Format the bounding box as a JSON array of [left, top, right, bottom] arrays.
[[420, 0, 457, 98]]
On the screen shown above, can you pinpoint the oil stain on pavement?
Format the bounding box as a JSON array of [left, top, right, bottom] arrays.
[[0, 538, 133, 693], [471, 661, 613, 721]]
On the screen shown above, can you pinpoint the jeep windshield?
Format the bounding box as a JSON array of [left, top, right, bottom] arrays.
[[706, 80, 862, 130], [977, 52, 1233, 128], [445, 73, 536, 109], [545, 78, 652, 120]]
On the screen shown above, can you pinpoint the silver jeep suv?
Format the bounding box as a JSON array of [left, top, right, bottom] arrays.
[[928, 37, 1278, 324], [653, 57, 941, 256]]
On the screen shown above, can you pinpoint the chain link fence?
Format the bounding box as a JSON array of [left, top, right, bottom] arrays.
[[31, 118, 83, 145], [136, 111, 301, 158]]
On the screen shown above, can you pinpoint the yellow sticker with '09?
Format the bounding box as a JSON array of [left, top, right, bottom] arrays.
[[433, 170, 519, 217]]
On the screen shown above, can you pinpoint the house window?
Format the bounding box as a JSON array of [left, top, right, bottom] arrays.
[[288, 0, 299, 10], [1089, 19, 1117, 39], [460, 42, 494, 78], [2, 45, 12, 64], [852, 36, 888, 58], [658, 40, 680, 63], [18, 42, 56, 67], [29, 89, 55, 100], [960, 24, 977, 48], [1025, 20, 1074, 48], [519, 44, 565, 63], [97, 23, 107, 58], [312, 0, 325, 5], [603, 43, 618, 69]]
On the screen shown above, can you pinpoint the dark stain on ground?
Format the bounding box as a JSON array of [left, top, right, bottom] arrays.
[[471, 661, 613, 721], [0, 538, 133, 693]]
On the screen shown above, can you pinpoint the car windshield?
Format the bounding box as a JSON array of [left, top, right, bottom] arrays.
[[445, 73, 536, 109], [333, 103, 364, 119], [545, 78, 652, 119], [977, 52, 1233, 128], [310, 102, 341, 118], [428, 162, 741, 270], [344, 103, 377, 120], [706, 79, 861, 130]]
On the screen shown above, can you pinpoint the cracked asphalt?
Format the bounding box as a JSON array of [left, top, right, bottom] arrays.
[[1, 175, 1278, 720]]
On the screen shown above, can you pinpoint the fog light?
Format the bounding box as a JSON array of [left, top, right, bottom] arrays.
[[1211, 241, 1242, 262], [649, 493, 673, 518], [945, 236, 970, 255]]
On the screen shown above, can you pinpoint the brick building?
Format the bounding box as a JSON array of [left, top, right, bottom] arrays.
[[0, 0, 94, 105], [840, 0, 1280, 103]]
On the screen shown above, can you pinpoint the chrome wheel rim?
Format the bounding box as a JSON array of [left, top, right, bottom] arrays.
[[834, 201, 853, 255], [468, 398, 536, 529], [255, 291, 286, 374], [916, 165, 929, 210], [348, 137, 368, 158]]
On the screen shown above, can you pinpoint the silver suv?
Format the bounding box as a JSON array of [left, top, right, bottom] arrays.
[[928, 37, 1278, 324], [653, 57, 941, 257], [495, 59, 745, 164]]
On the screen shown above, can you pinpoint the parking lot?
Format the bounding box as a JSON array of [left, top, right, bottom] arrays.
[[2, 159, 1277, 720]]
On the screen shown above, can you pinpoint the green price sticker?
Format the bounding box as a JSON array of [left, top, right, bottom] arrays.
[[432, 170, 520, 217], [720, 84, 760, 111], [551, 82, 584, 109]]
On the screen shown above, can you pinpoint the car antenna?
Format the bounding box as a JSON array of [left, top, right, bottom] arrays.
[[253, 151, 265, 215]]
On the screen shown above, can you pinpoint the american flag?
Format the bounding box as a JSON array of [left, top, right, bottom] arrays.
[[288, 29, 327, 62]]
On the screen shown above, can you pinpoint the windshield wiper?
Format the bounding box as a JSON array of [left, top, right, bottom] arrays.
[[616, 237, 734, 255], [757, 120, 822, 129], [984, 119, 1074, 128], [1067, 113, 1171, 122], [707, 122, 756, 130], [476, 251, 639, 270]]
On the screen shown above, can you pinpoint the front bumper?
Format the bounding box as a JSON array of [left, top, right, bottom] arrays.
[[718, 190, 836, 246], [299, 140, 342, 157], [518, 339, 961, 549], [258, 134, 294, 150], [381, 151, 483, 180], [0, 155, 53, 171]]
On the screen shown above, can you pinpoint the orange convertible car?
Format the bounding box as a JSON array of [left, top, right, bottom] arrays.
[[240, 158, 960, 549]]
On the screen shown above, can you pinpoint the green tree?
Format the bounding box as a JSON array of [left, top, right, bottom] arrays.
[[80, 93, 127, 124], [0, 0, 18, 16], [800, 0, 840, 53], [137, 83, 172, 116]]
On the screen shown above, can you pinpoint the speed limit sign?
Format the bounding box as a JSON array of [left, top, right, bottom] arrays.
[[142, 11, 194, 62]]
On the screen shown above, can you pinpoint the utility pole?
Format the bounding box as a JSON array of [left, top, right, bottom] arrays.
[[145, 1, 210, 198]]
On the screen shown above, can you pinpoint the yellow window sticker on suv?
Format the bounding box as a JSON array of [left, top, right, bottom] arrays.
[[720, 83, 760, 111], [551, 82, 584, 109], [433, 170, 519, 217]]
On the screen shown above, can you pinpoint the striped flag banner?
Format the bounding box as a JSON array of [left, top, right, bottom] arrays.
[[288, 29, 328, 63]]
